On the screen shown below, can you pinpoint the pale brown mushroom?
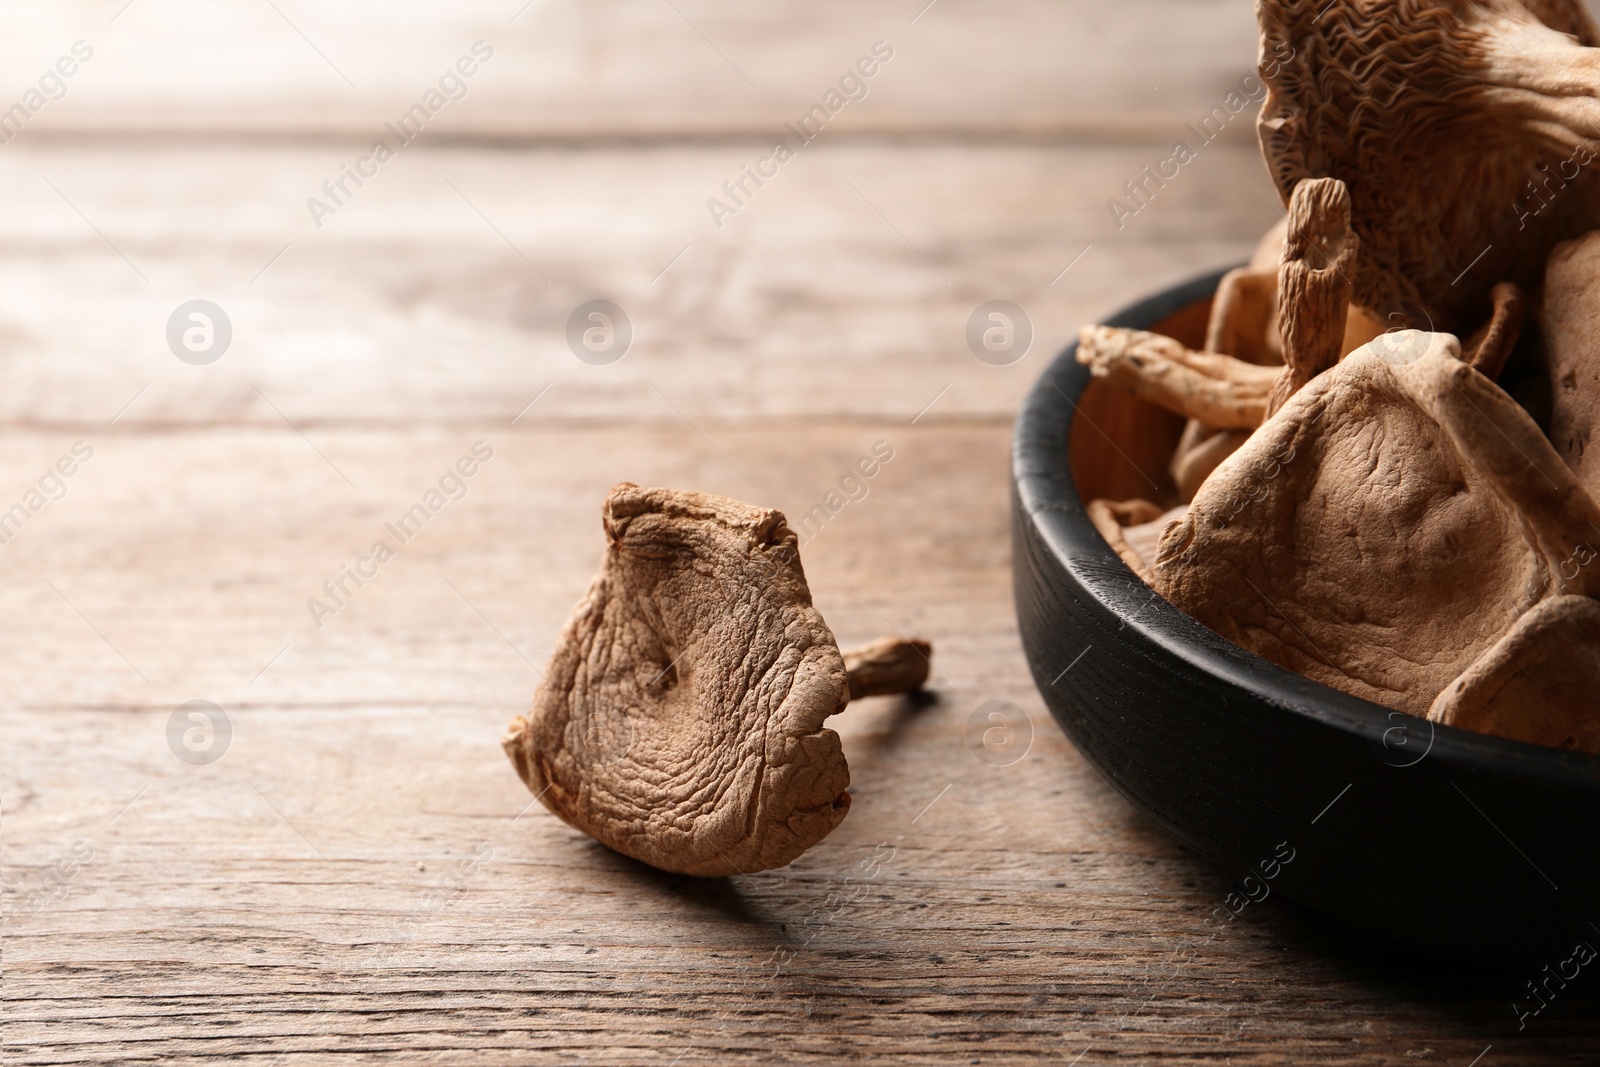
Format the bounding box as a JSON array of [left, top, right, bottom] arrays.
[[502, 484, 931, 877], [1256, 0, 1600, 334], [1544, 232, 1600, 499], [1178, 198, 1376, 500], [1153, 332, 1600, 715], [1431, 595, 1600, 753]]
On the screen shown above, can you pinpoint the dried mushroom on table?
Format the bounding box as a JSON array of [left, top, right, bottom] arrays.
[[503, 484, 932, 875], [1075, 0, 1600, 753]]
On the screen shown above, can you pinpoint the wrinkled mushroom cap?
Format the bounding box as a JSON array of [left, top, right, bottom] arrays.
[[1431, 595, 1600, 753], [1154, 331, 1600, 713], [1256, 0, 1600, 332], [503, 484, 851, 877]]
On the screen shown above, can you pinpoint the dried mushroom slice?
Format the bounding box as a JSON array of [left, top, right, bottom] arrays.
[[1256, 0, 1600, 333], [1431, 595, 1600, 754], [1124, 505, 1187, 574], [1153, 332, 1600, 715], [503, 484, 852, 877], [1087, 499, 1189, 583]]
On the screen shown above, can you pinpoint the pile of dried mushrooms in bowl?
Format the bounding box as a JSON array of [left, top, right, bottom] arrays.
[[1077, 0, 1600, 754]]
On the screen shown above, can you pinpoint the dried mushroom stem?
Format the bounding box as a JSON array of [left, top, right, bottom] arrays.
[[1265, 177, 1357, 418], [842, 637, 933, 700], [1075, 325, 1279, 430], [1256, 0, 1600, 332], [1461, 281, 1524, 379]]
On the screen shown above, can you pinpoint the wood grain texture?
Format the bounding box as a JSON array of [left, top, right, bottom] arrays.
[[3, 0, 1264, 140], [4, 0, 1598, 1063], [5, 425, 1598, 1064], [0, 140, 1280, 429]]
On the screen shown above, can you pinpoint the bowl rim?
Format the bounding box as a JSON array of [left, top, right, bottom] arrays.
[[1013, 265, 1600, 789]]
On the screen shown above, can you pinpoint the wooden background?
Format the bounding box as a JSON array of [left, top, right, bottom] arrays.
[[4, 1, 1597, 1063]]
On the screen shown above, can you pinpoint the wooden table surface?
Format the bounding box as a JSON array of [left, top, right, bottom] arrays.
[[4, 1, 1598, 1063]]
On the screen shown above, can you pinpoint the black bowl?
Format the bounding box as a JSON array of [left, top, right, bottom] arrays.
[[1012, 267, 1600, 969]]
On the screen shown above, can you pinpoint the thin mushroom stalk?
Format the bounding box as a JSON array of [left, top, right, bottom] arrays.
[[1075, 326, 1279, 430], [1256, 0, 1600, 333], [1461, 281, 1525, 379], [1264, 177, 1358, 417], [842, 637, 932, 699]]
